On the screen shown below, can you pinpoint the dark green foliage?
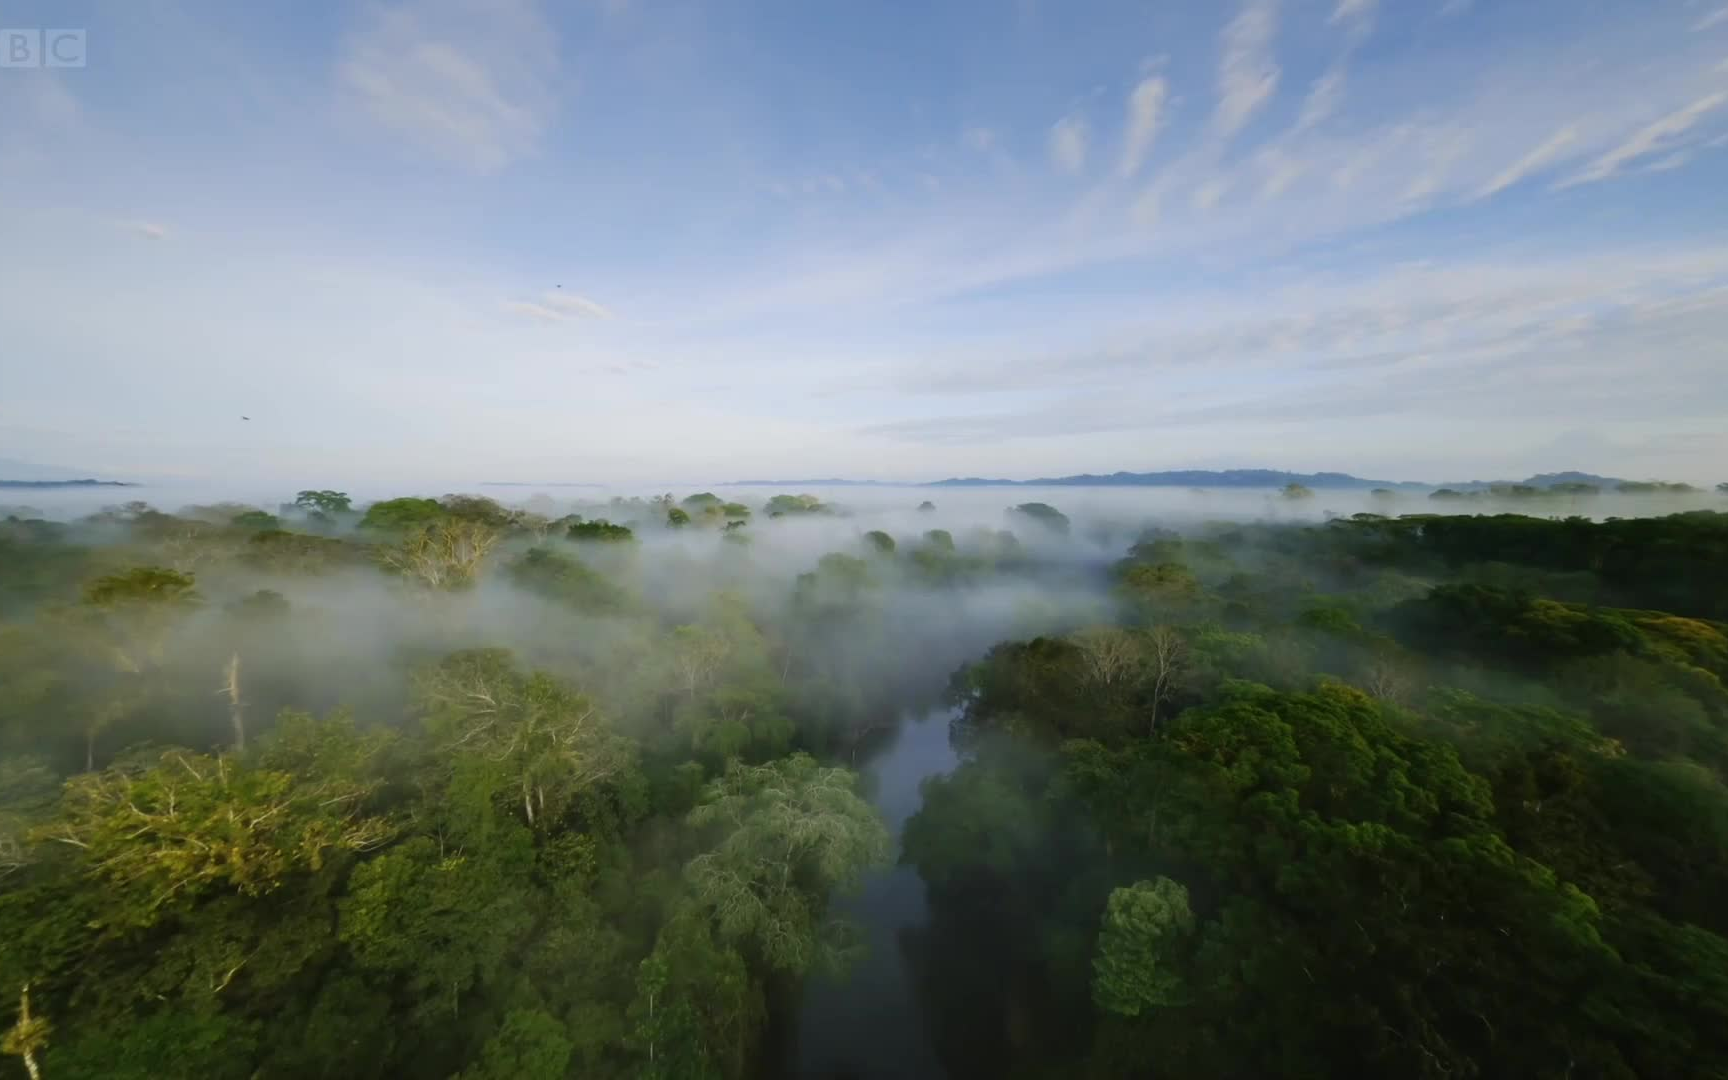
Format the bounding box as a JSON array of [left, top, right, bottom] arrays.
[[1393, 584, 1647, 664], [457, 1009, 573, 1080], [1010, 502, 1070, 532], [764, 494, 826, 516], [507, 547, 628, 612], [358, 496, 445, 531], [440, 494, 516, 528], [84, 566, 198, 608], [1329, 510, 1728, 618], [567, 518, 635, 543], [230, 509, 280, 531], [294, 490, 352, 516], [904, 507, 1728, 1079], [242, 529, 367, 573], [0, 517, 93, 614]]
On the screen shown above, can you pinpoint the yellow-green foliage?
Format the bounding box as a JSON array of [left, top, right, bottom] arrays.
[[40, 749, 390, 924]]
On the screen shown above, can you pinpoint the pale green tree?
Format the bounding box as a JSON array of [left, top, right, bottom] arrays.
[[1092, 876, 1195, 1017], [39, 747, 391, 926], [414, 650, 634, 828], [684, 753, 889, 974], [380, 520, 500, 589]]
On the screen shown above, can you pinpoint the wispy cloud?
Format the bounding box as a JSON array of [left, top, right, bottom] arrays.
[[859, 248, 1728, 447], [1215, 0, 1281, 139], [1330, 0, 1376, 27], [1644, 149, 1693, 173], [1475, 125, 1577, 198], [130, 221, 170, 241], [1049, 114, 1090, 174], [336, 0, 558, 173], [1557, 91, 1728, 188], [1192, 177, 1229, 210], [1118, 76, 1168, 178], [880, 247, 1728, 397], [503, 300, 563, 322], [1296, 68, 1345, 132], [1693, 5, 1728, 32], [505, 290, 614, 321], [544, 292, 614, 319]]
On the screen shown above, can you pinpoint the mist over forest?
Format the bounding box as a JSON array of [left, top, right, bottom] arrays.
[[2, 481, 1726, 1079]]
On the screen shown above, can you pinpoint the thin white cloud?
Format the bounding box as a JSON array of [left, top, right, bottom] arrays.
[[130, 221, 170, 240], [544, 292, 614, 319], [1296, 67, 1345, 132], [505, 291, 614, 321], [1118, 76, 1168, 178], [1215, 0, 1281, 139], [1049, 114, 1090, 174], [866, 247, 1728, 450], [1331, 0, 1376, 25], [503, 300, 564, 322], [1258, 149, 1305, 199], [336, 0, 557, 174], [1693, 5, 1728, 31], [1645, 149, 1692, 172], [1191, 176, 1229, 209], [1557, 91, 1728, 188], [1475, 125, 1577, 198]]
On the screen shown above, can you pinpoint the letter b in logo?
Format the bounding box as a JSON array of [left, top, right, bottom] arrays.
[[1, 28, 41, 67]]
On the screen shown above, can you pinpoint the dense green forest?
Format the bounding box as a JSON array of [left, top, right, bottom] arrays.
[[2, 490, 1727, 1078]]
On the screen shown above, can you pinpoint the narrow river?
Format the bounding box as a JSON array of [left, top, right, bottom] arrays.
[[784, 707, 961, 1079]]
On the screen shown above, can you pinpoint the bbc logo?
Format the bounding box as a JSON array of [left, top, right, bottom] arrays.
[[2, 29, 86, 68]]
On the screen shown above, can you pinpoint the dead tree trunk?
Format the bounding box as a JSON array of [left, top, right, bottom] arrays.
[[4, 983, 47, 1080], [220, 652, 245, 752]]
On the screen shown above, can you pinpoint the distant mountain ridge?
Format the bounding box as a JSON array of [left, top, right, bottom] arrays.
[[929, 469, 1425, 489], [722, 478, 891, 487], [1436, 471, 1626, 492], [0, 478, 137, 490], [719, 468, 1638, 490]]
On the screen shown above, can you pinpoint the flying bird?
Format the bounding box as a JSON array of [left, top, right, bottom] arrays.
[[241, 416, 250, 421]]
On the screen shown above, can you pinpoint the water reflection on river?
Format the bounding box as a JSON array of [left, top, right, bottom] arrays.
[[786, 708, 960, 1079]]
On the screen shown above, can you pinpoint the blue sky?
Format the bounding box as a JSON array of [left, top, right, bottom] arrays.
[[2, 0, 1726, 486]]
